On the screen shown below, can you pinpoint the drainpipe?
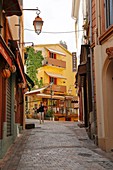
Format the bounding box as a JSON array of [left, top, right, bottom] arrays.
[[0, 0, 3, 34], [97, 0, 101, 41], [95, 0, 101, 45], [95, 0, 98, 45], [89, 0, 96, 138]]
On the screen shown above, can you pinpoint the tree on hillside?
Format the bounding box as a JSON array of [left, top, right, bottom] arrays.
[[25, 47, 44, 89], [59, 40, 68, 50]]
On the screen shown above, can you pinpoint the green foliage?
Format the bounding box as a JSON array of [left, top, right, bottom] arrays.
[[59, 40, 68, 49], [25, 47, 44, 88], [46, 109, 54, 117]]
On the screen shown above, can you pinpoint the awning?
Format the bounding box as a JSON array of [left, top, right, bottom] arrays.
[[52, 95, 65, 100], [45, 71, 66, 79], [25, 88, 65, 99], [16, 55, 26, 85], [0, 35, 14, 67], [3, 0, 22, 16], [36, 93, 65, 100], [46, 48, 66, 56], [65, 95, 73, 99], [25, 74, 34, 88], [25, 86, 49, 95], [78, 44, 90, 75], [8, 39, 26, 85]]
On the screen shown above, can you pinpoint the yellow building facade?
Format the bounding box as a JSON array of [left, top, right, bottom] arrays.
[[26, 44, 78, 121]]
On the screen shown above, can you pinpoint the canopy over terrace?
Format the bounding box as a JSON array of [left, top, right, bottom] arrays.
[[45, 48, 66, 56], [25, 86, 79, 119], [36, 93, 65, 100], [25, 86, 49, 95], [25, 86, 75, 100], [45, 71, 66, 79]]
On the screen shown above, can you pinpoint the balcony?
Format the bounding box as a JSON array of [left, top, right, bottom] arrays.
[[44, 84, 66, 94], [42, 58, 66, 68]]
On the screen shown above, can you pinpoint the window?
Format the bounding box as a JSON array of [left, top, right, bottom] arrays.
[[50, 77, 57, 84], [105, 0, 113, 28], [49, 52, 56, 59]]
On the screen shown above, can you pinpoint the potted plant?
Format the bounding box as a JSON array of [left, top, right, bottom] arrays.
[[45, 109, 54, 120]]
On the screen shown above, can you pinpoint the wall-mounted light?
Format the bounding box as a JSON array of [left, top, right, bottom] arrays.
[[33, 8, 44, 35], [5, 7, 44, 35]]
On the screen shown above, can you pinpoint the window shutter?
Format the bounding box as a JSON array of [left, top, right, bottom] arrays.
[[6, 77, 12, 136]]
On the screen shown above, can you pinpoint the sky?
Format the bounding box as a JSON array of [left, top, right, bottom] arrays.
[[23, 0, 76, 53]]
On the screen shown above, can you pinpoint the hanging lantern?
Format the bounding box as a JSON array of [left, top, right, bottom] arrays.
[[1, 69, 11, 78], [10, 65, 16, 73], [33, 9, 44, 35]]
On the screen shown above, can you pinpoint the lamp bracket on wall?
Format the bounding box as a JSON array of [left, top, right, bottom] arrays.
[[22, 7, 40, 15], [19, 42, 34, 46]]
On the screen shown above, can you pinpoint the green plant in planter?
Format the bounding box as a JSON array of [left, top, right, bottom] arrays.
[[46, 109, 54, 118]]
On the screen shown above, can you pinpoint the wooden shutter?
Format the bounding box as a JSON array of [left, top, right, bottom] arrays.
[[6, 77, 12, 136]]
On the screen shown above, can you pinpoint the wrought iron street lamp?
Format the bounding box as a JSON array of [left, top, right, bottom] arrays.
[[33, 8, 44, 35], [22, 8, 44, 35]]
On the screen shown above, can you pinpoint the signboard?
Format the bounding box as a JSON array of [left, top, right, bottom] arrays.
[[72, 52, 77, 72]]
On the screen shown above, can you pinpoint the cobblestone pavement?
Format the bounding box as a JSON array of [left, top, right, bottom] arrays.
[[0, 120, 113, 170]]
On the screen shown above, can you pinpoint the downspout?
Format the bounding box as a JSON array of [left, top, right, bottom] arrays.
[[97, 0, 101, 41], [95, 0, 101, 45], [0, 0, 3, 34], [95, 0, 98, 45], [89, 0, 96, 138]]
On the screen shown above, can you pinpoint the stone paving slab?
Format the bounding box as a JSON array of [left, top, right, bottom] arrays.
[[0, 120, 113, 170]]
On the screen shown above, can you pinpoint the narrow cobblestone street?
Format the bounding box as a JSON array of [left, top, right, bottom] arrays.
[[0, 120, 113, 170]]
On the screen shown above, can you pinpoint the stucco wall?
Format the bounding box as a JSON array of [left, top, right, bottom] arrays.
[[94, 36, 113, 151]]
